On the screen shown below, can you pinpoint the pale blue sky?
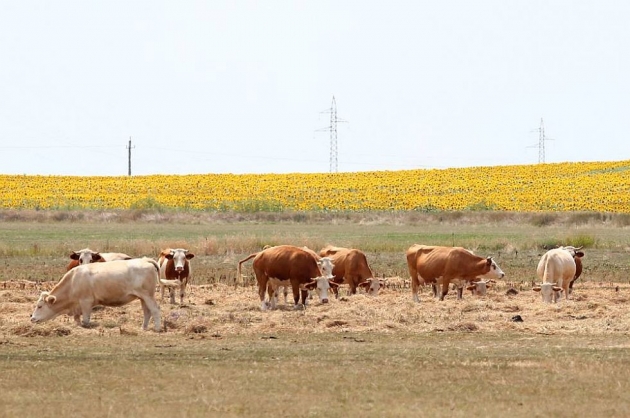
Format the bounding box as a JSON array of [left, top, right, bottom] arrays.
[[1, 1, 628, 175]]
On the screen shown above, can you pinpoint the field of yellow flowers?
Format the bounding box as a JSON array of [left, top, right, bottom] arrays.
[[2, 160, 630, 212]]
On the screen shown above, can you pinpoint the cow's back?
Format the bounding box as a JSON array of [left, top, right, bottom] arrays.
[[345, 249, 373, 280], [69, 259, 158, 299], [254, 245, 320, 282]]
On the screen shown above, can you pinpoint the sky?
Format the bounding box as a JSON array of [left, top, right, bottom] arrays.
[[1, 1, 629, 176]]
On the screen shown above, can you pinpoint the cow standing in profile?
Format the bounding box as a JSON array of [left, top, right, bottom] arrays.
[[158, 248, 195, 305], [66, 248, 132, 271], [407, 245, 505, 302]]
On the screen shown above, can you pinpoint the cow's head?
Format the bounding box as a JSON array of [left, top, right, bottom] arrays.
[[317, 257, 334, 278], [30, 292, 59, 323], [466, 279, 495, 296], [165, 249, 194, 272], [70, 248, 103, 265], [358, 278, 385, 296], [481, 257, 505, 280], [303, 277, 340, 304], [532, 282, 563, 303]]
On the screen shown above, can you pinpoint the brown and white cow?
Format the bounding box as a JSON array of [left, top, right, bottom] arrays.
[[466, 279, 495, 296], [157, 248, 195, 305], [408, 245, 505, 302], [66, 248, 132, 271], [31, 258, 161, 331], [274, 246, 336, 309], [238, 245, 339, 310], [568, 247, 585, 294], [407, 244, 476, 300], [319, 245, 382, 297], [534, 246, 584, 303]]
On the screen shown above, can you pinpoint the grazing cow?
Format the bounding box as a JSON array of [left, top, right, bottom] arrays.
[[269, 256, 335, 307], [534, 246, 584, 303], [66, 248, 132, 271], [319, 245, 382, 297], [407, 245, 475, 300], [157, 248, 195, 305], [466, 279, 495, 296], [238, 245, 339, 310], [408, 245, 505, 302], [30, 258, 161, 331]]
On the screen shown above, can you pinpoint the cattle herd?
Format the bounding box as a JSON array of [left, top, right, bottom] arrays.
[[28, 244, 586, 332]]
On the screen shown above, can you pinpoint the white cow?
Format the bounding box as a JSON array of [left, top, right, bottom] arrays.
[[31, 258, 161, 331], [67, 248, 132, 270], [533, 247, 582, 303]]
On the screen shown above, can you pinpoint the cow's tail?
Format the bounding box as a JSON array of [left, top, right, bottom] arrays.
[[143, 257, 160, 274], [542, 254, 552, 284], [237, 253, 258, 282]]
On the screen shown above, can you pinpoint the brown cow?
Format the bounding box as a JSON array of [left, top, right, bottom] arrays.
[[408, 245, 505, 302], [158, 248, 194, 305], [238, 245, 339, 310], [568, 247, 585, 294], [319, 245, 382, 297], [66, 248, 132, 271]]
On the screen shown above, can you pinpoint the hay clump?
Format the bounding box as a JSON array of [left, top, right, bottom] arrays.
[[12, 324, 71, 337]]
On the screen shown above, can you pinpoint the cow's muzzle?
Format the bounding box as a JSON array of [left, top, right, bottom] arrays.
[[321, 298, 329, 304]]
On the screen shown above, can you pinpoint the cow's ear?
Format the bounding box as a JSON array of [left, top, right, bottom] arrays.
[[466, 285, 475, 291], [553, 286, 563, 292], [329, 281, 341, 288], [165, 253, 174, 260], [70, 253, 79, 260], [575, 252, 585, 258], [46, 295, 57, 304], [358, 282, 370, 289], [92, 253, 103, 262], [532, 287, 542, 292], [486, 257, 492, 266], [186, 253, 195, 260]]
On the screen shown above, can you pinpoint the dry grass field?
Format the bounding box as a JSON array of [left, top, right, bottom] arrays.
[[1, 210, 630, 417]]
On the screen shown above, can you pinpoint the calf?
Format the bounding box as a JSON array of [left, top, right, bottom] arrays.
[[158, 248, 195, 305], [319, 245, 381, 297]]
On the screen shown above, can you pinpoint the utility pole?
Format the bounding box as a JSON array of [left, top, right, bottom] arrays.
[[126, 137, 135, 176], [317, 96, 347, 173], [527, 118, 553, 164]]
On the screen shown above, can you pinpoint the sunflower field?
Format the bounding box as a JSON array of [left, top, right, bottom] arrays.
[[2, 160, 630, 213]]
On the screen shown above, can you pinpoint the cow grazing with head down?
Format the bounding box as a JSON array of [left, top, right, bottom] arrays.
[[407, 245, 505, 302], [158, 248, 195, 305], [31, 258, 161, 331], [66, 248, 132, 271], [534, 246, 584, 303], [319, 245, 383, 297], [466, 279, 495, 296], [569, 247, 585, 294], [238, 245, 339, 310], [269, 255, 335, 307]]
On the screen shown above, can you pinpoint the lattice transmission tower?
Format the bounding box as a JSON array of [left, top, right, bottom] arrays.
[[318, 96, 346, 173]]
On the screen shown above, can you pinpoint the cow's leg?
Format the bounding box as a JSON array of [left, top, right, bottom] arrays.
[[348, 277, 357, 295], [431, 284, 438, 298], [412, 276, 421, 303], [283, 286, 288, 304], [456, 286, 463, 300], [73, 314, 81, 325], [439, 281, 449, 301], [268, 285, 278, 310], [139, 296, 161, 331], [299, 289, 309, 307], [79, 300, 93, 327], [168, 286, 176, 305], [179, 280, 187, 305], [160, 284, 166, 301], [257, 274, 269, 311], [140, 299, 151, 330]]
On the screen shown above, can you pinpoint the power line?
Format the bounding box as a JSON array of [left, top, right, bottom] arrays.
[[126, 137, 135, 176]]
